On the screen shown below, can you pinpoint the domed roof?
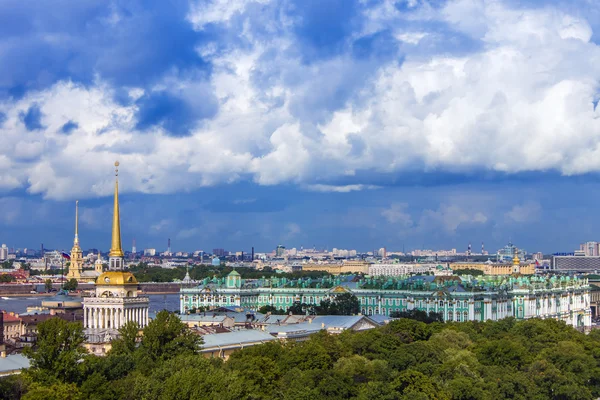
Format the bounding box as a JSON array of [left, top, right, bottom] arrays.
[[97, 271, 138, 285], [228, 270, 240, 277]]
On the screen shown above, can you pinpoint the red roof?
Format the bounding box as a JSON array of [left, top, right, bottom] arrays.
[[1, 312, 21, 323]]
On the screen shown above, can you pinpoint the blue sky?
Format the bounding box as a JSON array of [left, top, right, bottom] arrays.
[[0, 0, 599, 254]]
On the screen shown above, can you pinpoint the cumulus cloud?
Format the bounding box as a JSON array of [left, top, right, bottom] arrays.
[[304, 184, 380, 193], [283, 222, 301, 240], [0, 0, 598, 201], [420, 204, 488, 233], [381, 203, 413, 226], [177, 228, 199, 240], [505, 201, 542, 223]]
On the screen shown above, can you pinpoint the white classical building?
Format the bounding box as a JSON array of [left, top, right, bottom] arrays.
[[83, 271, 149, 330]]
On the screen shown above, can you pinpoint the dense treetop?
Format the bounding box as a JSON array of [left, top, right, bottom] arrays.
[[2, 313, 600, 399]]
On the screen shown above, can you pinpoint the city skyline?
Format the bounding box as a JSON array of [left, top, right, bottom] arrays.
[[0, 1, 599, 253]]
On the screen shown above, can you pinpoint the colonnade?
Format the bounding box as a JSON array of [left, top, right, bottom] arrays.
[[84, 306, 148, 329]]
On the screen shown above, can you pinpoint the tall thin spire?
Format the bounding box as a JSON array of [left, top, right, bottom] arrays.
[[74, 200, 79, 246], [109, 161, 124, 258]]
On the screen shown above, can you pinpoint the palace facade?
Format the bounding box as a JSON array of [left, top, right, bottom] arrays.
[[181, 272, 592, 329]]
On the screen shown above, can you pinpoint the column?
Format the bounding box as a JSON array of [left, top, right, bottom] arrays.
[[83, 308, 87, 328], [93, 308, 97, 329], [136, 308, 140, 325]]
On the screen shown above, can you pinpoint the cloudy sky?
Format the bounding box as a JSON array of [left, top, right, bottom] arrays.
[[0, 0, 599, 254]]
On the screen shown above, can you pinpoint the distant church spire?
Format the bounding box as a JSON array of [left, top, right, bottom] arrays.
[[109, 161, 124, 259], [67, 200, 83, 280], [74, 200, 79, 246]]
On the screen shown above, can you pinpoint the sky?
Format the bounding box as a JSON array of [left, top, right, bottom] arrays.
[[0, 0, 599, 254]]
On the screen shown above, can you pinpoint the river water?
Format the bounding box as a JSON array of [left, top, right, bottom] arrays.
[[0, 293, 180, 315]]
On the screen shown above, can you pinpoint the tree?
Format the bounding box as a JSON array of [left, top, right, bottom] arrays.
[[23, 317, 87, 384], [63, 278, 78, 291], [22, 382, 82, 400], [389, 309, 444, 323], [44, 279, 53, 293], [0, 274, 15, 283], [258, 305, 286, 315], [317, 293, 360, 315], [110, 321, 140, 355], [137, 311, 202, 363]]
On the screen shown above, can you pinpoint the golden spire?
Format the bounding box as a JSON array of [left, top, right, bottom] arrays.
[[109, 161, 124, 258], [74, 200, 79, 246]]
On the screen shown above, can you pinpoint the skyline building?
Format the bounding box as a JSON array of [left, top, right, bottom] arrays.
[[0, 244, 7, 261]]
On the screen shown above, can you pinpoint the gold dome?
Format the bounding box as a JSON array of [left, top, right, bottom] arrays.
[[97, 271, 138, 286]]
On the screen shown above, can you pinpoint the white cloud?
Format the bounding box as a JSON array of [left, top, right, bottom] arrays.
[[304, 184, 380, 193], [151, 219, 172, 232], [177, 228, 199, 240], [187, 0, 272, 30], [381, 203, 413, 226], [0, 0, 599, 200], [420, 204, 488, 232], [505, 201, 542, 223], [283, 222, 301, 240]]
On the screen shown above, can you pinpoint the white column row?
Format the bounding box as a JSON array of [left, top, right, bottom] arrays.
[[84, 305, 149, 330]]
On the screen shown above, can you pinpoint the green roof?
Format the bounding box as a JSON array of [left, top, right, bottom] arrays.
[[228, 270, 240, 276]]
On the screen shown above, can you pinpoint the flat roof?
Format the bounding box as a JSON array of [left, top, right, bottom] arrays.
[[201, 330, 277, 348]]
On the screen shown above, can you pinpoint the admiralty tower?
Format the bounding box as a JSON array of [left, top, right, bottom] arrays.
[[82, 162, 149, 348]]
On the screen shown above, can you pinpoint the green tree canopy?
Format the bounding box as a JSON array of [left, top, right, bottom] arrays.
[[23, 317, 87, 385], [63, 278, 78, 291]]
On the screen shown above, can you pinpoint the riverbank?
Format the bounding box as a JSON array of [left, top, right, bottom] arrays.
[[1, 294, 180, 315], [1, 292, 56, 298], [0, 282, 181, 296]]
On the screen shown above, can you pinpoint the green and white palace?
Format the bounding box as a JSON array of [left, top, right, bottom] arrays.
[[180, 271, 592, 329]]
